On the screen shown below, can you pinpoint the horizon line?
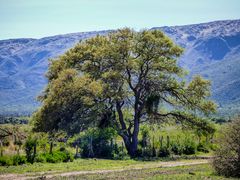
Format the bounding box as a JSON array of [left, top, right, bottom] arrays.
[[1, 18, 239, 41]]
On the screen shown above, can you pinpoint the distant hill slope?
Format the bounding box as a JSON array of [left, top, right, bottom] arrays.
[[0, 20, 240, 116]]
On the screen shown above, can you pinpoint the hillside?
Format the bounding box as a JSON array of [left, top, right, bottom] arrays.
[[0, 31, 109, 115], [0, 20, 240, 116]]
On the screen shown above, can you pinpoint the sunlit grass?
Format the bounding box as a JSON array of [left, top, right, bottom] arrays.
[[0, 158, 206, 175], [53, 164, 235, 180]]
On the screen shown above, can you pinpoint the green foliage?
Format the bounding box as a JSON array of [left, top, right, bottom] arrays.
[[139, 125, 150, 148], [171, 141, 183, 155], [32, 71, 104, 135], [182, 138, 197, 155], [0, 156, 13, 166], [25, 136, 37, 163], [158, 146, 171, 157], [79, 127, 120, 159], [33, 28, 216, 157], [12, 155, 26, 165], [36, 132, 49, 153], [213, 116, 240, 178], [0, 155, 26, 166], [197, 142, 209, 153], [35, 149, 74, 163], [138, 124, 212, 158], [35, 153, 46, 163], [112, 148, 130, 160]]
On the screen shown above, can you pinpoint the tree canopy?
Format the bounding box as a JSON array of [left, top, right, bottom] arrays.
[[33, 28, 216, 157]]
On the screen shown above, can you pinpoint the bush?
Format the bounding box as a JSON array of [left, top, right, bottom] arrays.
[[141, 147, 154, 157], [35, 149, 74, 163], [62, 149, 74, 162], [0, 155, 26, 166], [213, 116, 240, 178], [0, 156, 13, 166], [197, 142, 209, 153], [35, 153, 46, 163], [171, 142, 183, 155], [79, 128, 119, 158], [182, 138, 196, 155], [139, 125, 150, 148], [158, 146, 170, 157], [113, 148, 130, 160], [25, 136, 37, 163], [12, 155, 26, 165], [45, 152, 64, 163]]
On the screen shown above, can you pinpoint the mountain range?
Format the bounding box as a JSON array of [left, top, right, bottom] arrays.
[[0, 19, 240, 116]]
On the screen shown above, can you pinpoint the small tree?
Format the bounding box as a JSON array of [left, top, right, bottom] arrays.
[[0, 126, 12, 156], [0, 125, 27, 156], [213, 116, 240, 178]]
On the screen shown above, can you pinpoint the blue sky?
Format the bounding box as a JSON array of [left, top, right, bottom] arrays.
[[0, 0, 240, 39]]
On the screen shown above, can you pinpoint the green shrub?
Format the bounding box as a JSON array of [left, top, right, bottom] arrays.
[[197, 142, 209, 153], [209, 143, 217, 151], [12, 155, 26, 165], [0, 155, 26, 166], [61, 149, 74, 162], [79, 128, 118, 158], [213, 116, 240, 178], [182, 139, 196, 155], [141, 147, 154, 157], [0, 156, 13, 166], [25, 136, 37, 163], [35, 149, 73, 163], [158, 146, 170, 157], [45, 152, 63, 163], [171, 142, 183, 155], [113, 148, 130, 160], [35, 154, 47, 163], [140, 125, 150, 148]]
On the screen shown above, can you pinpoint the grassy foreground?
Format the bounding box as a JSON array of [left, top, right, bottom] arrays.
[[0, 158, 235, 179], [0, 159, 139, 174], [56, 164, 235, 180]]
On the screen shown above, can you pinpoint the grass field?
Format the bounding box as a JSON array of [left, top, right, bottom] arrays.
[[55, 164, 235, 180], [0, 158, 235, 179]]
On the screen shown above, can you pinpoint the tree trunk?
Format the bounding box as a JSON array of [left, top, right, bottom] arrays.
[[0, 140, 3, 156], [129, 140, 138, 157], [116, 98, 141, 158], [49, 141, 53, 154], [75, 145, 78, 156], [88, 136, 94, 158], [34, 144, 37, 156], [130, 120, 139, 157], [122, 121, 139, 158], [123, 135, 138, 158]]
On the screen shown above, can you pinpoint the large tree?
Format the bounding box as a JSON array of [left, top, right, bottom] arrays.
[[33, 29, 216, 157]]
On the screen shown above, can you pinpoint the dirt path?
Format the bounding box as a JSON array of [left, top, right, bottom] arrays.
[[0, 159, 210, 180]]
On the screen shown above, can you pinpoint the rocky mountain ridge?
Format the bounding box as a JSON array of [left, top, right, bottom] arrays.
[[0, 19, 240, 116]]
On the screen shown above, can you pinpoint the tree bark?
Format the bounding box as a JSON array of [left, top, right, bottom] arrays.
[[129, 119, 139, 157], [0, 140, 3, 156], [50, 141, 53, 154], [116, 91, 142, 158], [119, 115, 140, 158], [33, 144, 37, 157]]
